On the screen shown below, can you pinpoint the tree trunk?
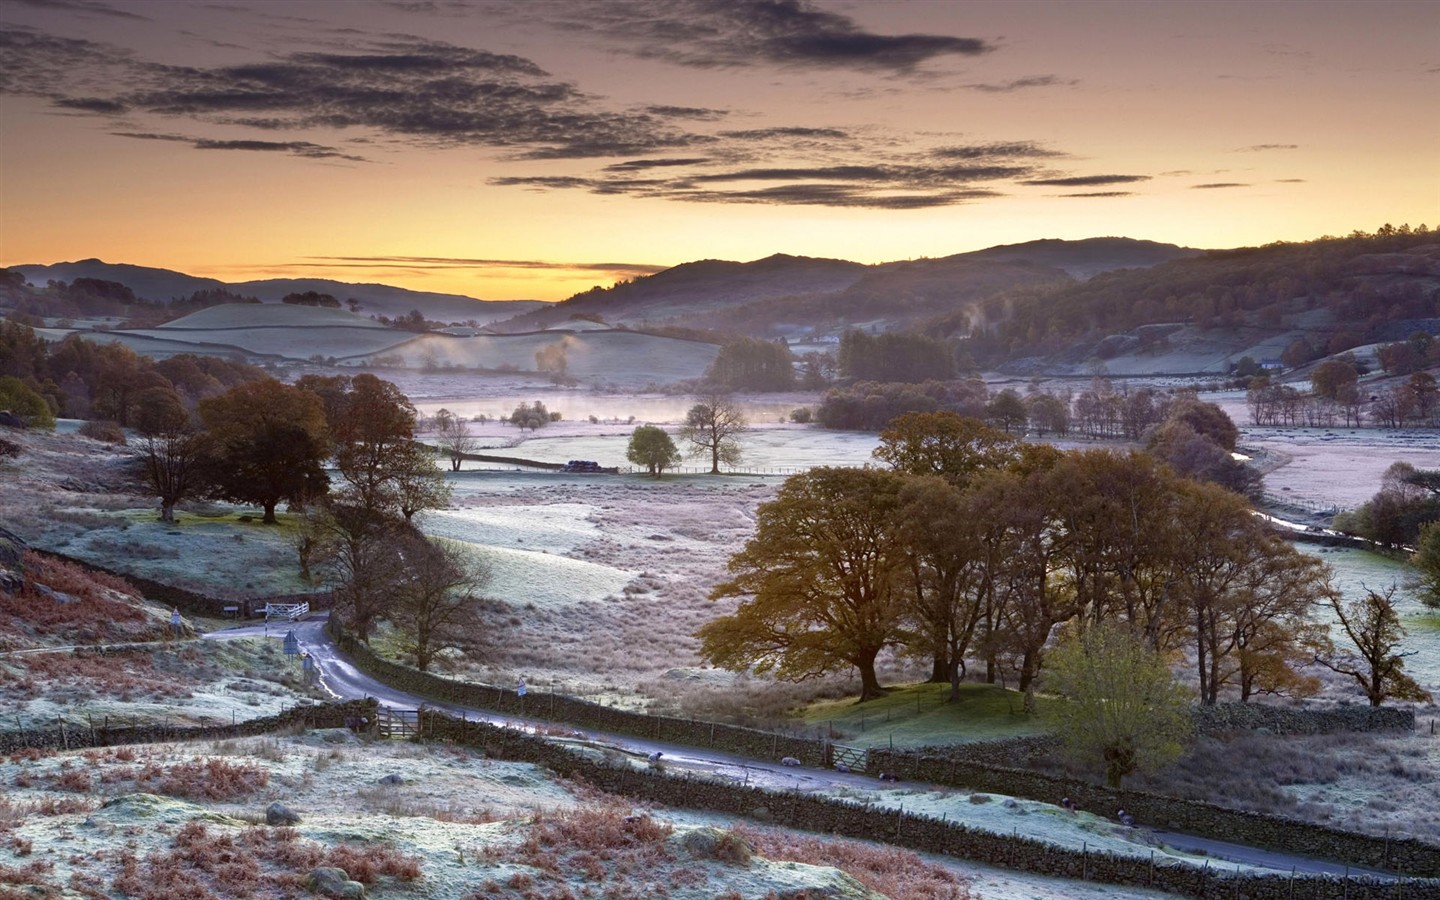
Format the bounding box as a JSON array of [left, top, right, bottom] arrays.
[[160, 501, 176, 524], [929, 652, 947, 684], [262, 502, 278, 524], [856, 657, 884, 702]]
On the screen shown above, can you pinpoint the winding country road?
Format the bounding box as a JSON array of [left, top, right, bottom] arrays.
[[204, 613, 1401, 882]]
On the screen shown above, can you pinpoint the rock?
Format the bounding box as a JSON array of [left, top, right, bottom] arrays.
[[0, 527, 25, 568], [266, 801, 301, 826], [0, 411, 27, 429], [749, 806, 771, 822], [35, 584, 76, 604], [377, 773, 404, 786], [307, 867, 365, 899], [680, 828, 718, 858]]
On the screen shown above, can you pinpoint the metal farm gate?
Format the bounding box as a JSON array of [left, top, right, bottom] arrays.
[[830, 743, 869, 774], [375, 707, 418, 740]]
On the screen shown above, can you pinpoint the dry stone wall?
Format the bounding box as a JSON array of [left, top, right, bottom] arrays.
[[334, 626, 1439, 878], [867, 747, 1440, 878], [335, 629, 829, 765], [418, 709, 1437, 900], [0, 700, 377, 755]]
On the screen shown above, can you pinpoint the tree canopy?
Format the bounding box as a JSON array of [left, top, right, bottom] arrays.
[[700, 467, 910, 701], [1045, 623, 1192, 788], [198, 379, 330, 524], [626, 425, 681, 477], [678, 392, 747, 474]]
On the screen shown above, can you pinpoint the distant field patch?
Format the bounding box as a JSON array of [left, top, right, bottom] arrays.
[[123, 325, 412, 360], [159, 304, 390, 330]]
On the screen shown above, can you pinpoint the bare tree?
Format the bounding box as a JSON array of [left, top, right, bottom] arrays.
[[433, 407, 477, 472], [393, 441, 452, 521], [1317, 585, 1432, 706], [392, 537, 492, 671], [315, 505, 413, 643], [133, 385, 209, 524], [679, 390, 747, 474]]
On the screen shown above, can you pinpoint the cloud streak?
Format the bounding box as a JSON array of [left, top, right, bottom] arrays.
[[536, 0, 991, 74], [112, 131, 368, 160], [303, 255, 667, 276], [0, 27, 705, 160], [1021, 174, 1151, 187], [0, 19, 1118, 211], [966, 75, 1076, 93]]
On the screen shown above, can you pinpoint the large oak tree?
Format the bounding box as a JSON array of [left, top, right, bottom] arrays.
[[700, 466, 908, 701], [198, 379, 329, 524]]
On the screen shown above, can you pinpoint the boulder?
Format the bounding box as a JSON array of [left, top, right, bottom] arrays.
[[265, 801, 301, 826], [377, 773, 405, 786], [307, 867, 365, 899]]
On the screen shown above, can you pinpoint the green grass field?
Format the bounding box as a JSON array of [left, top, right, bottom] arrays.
[[801, 681, 1057, 749]]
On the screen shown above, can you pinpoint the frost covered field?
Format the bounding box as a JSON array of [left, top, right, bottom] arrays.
[[0, 731, 1188, 900]]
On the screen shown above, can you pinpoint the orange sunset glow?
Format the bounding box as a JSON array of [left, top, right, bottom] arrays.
[[1, 0, 1436, 301]]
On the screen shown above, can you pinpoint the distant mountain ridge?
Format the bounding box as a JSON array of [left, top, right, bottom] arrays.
[[494, 238, 1198, 336], [10, 259, 542, 323]]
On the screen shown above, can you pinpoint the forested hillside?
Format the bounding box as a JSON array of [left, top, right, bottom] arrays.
[[947, 227, 1439, 364]]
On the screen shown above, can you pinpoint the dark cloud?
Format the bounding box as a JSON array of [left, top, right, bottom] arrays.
[[644, 104, 728, 120], [1058, 191, 1134, 198], [602, 158, 713, 171], [966, 75, 1076, 93], [112, 131, 367, 161], [377, 0, 475, 13], [1233, 143, 1298, 152], [718, 126, 850, 140], [1021, 174, 1151, 187], [0, 28, 704, 160], [0, 21, 1062, 212], [7, 0, 148, 20], [53, 96, 128, 113], [673, 183, 1000, 209], [1275, 178, 1307, 183], [931, 141, 1063, 160], [304, 255, 666, 275], [493, 150, 1029, 208], [1192, 182, 1248, 189], [543, 0, 990, 73]]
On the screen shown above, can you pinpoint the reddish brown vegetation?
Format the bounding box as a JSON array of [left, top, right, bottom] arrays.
[[0, 553, 155, 648], [734, 825, 971, 900], [7, 649, 199, 703], [135, 758, 270, 801]]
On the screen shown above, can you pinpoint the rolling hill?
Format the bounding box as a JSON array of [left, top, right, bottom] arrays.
[[10, 259, 543, 323], [492, 238, 1195, 338]]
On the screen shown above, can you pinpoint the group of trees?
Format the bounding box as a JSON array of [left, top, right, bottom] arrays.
[[1247, 364, 1437, 430], [1335, 462, 1440, 549], [1, 321, 266, 428], [508, 400, 561, 431], [705, 338, 796, 391], [813, 377, 1257, 496], [0, 270, 261, 326], [699, 413, 1427, 721], [836, 330, 956, 383], [626, 392, 750, 477], [964, 226, 1438, 364], [132, 372, 451, 527]]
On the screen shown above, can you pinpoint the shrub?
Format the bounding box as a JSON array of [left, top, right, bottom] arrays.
[[78, 419, 125, 444], [139, 758, 270, 801]]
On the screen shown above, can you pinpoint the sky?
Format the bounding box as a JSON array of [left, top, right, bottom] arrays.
[[0, 0, 1436, 302]]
